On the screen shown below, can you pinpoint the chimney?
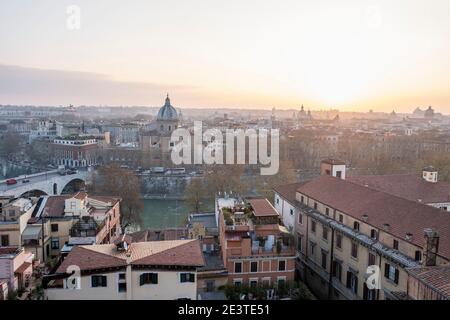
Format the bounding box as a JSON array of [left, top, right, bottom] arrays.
[[383, 223, 390, 232], [320, 159, 346, 180], [422, 166, 438, 183], [361, 214, 369, 222], [423, 228, 439, 266], [405, 233, 413, 241]]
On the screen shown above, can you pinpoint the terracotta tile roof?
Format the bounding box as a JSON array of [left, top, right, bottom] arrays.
[[0, 247, 20, 256], [56, 240, 204, 273], [348, 174, 450, 204], [274, 182, 307, 204], [14, 261, 32, 274], [41, 196, 70, 217], [248, 198, 279, 217], [407, 265, 450, 298], [57, 246, 127, 273], [296, 175, 450, 260]]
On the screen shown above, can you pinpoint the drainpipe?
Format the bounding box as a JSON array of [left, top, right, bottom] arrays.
[[328, 227, 335, 299], [126, 252, 132, 300]]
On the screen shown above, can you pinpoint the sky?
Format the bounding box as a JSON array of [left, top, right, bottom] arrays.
[[0, 0, 449, 113]]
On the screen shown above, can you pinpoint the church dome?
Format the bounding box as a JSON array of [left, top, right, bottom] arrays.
[[157, 94, 178, 121]]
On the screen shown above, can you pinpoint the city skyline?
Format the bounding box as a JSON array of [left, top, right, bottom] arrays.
[[1, 0, 450, 112]]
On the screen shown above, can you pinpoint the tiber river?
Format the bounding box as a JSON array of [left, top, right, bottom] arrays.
[[140, 199, 214, 229]]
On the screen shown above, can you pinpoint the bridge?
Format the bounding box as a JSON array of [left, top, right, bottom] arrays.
[[0, 169, 91, 198]]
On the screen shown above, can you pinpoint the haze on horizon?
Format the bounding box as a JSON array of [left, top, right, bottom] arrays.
[[0, 0, 449, 113]]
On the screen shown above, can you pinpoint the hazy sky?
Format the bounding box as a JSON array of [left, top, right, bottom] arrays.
[[1, 0, 449, 112]]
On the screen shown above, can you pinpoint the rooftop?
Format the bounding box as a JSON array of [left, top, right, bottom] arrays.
[[296, 175, 450, 260], [56, 239, 204, 273], [248, 198, 279, 217], [348, 174, 450, 204]]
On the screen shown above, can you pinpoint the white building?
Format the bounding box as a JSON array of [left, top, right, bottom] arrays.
[[44, 238, 205, 300]]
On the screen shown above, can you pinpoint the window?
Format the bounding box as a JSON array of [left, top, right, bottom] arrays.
[[278, 260, 286, 271], [234, 262, 242, 273], [250, 279, 258, 288], [180, 273, 195, 283], [9, 210, 15, 217], [91, 275, 107, 287], [310, 241, 316, 255], [325, 208, 329, 216], [384, 263, 399, 284], [322, 226, 329, 241], [276, 197, 279, 204], [300, 196, 304, 203], [351, 242, 358, 259], [118, 273, 126, 280], [51, 238, 60, 249], [233, 279, 242, 287], [297, 235, 303, 252], [370, 229, 377, 240], [51, 224, 59, 232], [277, 278, 286, 288], [339, 214, 343, 223], [298, 213, 303, 224], [336, 171, 342, 178], [290, 208, 294, 216], [353, 221, 360, 231], [311, 220, 316, 233], [314, 202, 318, 210], [1, 235, 9, 246], [346, 271, 358, 295], [393, 240, 399, 250], [368, 252, 376, 266], [139, 273, 158, 285], [118, 282, 127, 292], [250, 261, 258, 273], [335, 233, 342, 249], [321, 250, 327, 269], [415, 250, 422, 262], [332, 260, 342, 281]]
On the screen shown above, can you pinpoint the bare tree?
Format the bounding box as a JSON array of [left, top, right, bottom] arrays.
[[89, 164, 144, 230], [184, 177, 206, 213]]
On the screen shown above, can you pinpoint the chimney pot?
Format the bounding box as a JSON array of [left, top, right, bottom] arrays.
[[383, 223, 390, 232]]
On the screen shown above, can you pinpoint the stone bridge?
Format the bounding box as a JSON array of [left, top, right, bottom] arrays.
[[0, 169, 91, 198]]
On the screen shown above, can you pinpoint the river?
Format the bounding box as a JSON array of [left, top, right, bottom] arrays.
[[140, 198, 214, 229]]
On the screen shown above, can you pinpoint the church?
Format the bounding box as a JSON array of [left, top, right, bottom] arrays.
[[139, 94, 180, 164]]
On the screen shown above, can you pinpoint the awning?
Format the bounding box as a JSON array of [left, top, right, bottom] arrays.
[[22, 225, 42, 240], [278, 225, 290, 234]]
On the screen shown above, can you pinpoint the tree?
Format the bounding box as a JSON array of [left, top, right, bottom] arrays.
[[255, 160, 297, 201], [204, 164, 250, 198], [184, 177, 206, 213], [89, 164, 143, 230], [0, 132, 22, 158]]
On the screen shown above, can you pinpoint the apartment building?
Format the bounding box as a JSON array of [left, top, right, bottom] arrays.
[[43, 238, 204, 300], [216, 196, 296, 288], [29, 191, 121, 260], [274, 160, 450, 300], [0, 247, 34, 299]]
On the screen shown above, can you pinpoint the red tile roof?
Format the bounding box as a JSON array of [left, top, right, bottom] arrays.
[[0, 247, 20, 256], [248, 198, 279, 217], [407, 265, 450, 298], [56, 240, 204, 273], [274, 182, 307, 204], [348, 174, 450, 204], [296, 175, 450, 260]]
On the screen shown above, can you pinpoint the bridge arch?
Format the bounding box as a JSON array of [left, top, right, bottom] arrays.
[[61, 178, 86, 195], [20, 189, 48, 198]]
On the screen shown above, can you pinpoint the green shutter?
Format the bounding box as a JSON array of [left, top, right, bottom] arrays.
[[189, 273, 195, 282], [384, 263, 390, 278], [101, 275, 107, 287], [151, 273, 158, 284], [394, 269, 399, 284], [139, 274, 144, 286], [180, 273, 187, 283]]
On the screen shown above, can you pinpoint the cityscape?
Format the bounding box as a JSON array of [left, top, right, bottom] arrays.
[[1, 0, 450, 307]]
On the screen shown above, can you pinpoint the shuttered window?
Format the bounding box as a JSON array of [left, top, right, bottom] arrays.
[[140, 273, 158, 285]]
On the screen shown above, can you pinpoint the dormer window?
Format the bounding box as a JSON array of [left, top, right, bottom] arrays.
[[353, 221, 360, 231]]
